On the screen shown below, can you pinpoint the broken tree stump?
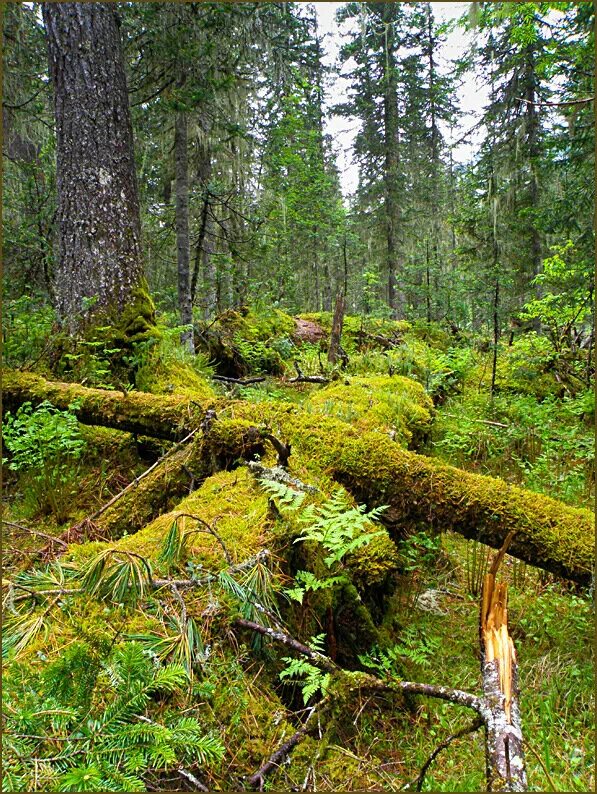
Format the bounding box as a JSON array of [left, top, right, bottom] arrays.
[[480, 534, 527, 791]]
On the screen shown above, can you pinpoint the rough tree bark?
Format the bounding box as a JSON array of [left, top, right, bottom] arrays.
[[42, 3, 151, 333], [174, 110, 195, 352]]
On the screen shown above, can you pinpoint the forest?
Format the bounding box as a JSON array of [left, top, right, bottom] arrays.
[[1, 1, 594, 792]]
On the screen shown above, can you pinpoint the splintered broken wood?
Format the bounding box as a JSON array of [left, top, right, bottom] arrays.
[[480, 532, 527, 791]]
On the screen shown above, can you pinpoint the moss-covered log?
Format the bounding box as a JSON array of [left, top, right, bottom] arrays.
[[93, 420, 265, 539], [275, 412, 593, 585], [4, 371, 593, 583], [2, 370, 210, 440]]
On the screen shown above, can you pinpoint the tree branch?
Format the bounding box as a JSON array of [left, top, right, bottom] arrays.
[[516, 95, 594, 108], [410, 718, 484, 791], [246, 698, 330, 790]]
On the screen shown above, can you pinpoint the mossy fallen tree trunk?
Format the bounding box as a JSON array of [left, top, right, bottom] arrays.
[[277, 414, 594, 585], [92, 419, 265, 539], [2, 370, 206, 440], [4, 371, 593, 584]]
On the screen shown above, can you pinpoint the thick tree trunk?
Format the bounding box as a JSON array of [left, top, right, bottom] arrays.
[[174, 111, 194, 352], [42, 3, 146, 331], [3, 370, 593, 584]]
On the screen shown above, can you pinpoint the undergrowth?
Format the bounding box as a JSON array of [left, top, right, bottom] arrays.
[[2, 306, 594, 792]]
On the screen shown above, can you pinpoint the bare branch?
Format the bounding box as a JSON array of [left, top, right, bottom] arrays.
[[247, 698, 330, 790]]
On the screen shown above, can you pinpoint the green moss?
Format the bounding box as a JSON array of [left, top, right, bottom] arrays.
[[137, 358, 216, 400], [2, 368, 210, 441], [114, 468, 271, 570], [346, 531, 400, 588], [112, 278, 159, 346], [306, 375, 433, 447]]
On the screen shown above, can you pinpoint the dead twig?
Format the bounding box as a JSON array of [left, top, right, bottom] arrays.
[[288, 361, 329, 384], [175, 512, 232, 564], [3, 520, 68, 549], [213, 375, 266, 386], [409, 718, 484, 791], [260, 432, 291, 468], [246, 697, 330, 790]]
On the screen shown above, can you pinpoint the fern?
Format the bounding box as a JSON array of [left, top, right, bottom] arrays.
[[279, 656, 330, 704], [358, 629, 442, 679], [285, 570, 346, 604], [294, 487, 387, 568], [258, 479, 306, 512]]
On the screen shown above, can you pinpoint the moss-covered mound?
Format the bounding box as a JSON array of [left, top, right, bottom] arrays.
[[115, 467, 272, 568], [196, 307, 296, 377], [305, 375, 433, 447], [136, 357, 216, 400], [297, 312, 411, 354]]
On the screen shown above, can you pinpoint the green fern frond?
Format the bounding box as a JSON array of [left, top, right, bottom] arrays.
[[259, 479, 306, 511]]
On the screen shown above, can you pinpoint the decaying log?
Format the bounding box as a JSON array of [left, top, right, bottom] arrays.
[[281, 416, 593, 585], [3, 371, 593, 583], [2, 370, 205, 441], [61, 420, 262, 542], [260, 432, 291, 468]]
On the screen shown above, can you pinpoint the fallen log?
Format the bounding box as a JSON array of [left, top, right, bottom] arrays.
[[273, 412, 594, 585], [77, 419, 266, 540], [3, 371, 593, 583], [2, 370, 207, 440]]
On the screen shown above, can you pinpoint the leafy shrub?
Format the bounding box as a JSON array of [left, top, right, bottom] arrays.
[[2, 400, 86, 522]]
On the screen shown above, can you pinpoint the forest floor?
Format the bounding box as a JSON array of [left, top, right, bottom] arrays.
[[2, 306, 594, 792]]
